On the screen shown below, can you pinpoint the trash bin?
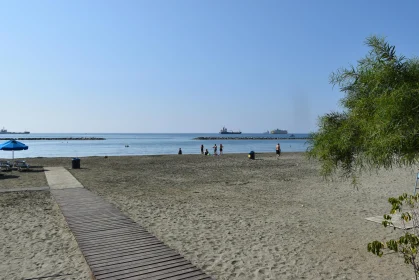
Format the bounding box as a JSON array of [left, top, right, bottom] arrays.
[[248, 151, 255, 160], [72, 158, 80, 169]]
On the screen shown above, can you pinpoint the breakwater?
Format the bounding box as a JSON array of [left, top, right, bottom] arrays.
[[193, 137, 312, 140], [0, 137, 105, 141]]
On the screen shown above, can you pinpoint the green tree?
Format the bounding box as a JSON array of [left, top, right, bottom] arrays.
[[308, 35, 419, 180], [308, 36, 419, 278]]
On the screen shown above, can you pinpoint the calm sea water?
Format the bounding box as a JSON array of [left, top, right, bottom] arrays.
[[0, 133, 311, 158]]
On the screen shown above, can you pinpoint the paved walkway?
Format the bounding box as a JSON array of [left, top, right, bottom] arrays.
[[44, 167, 84, 189], [47, 167, 212, 280]]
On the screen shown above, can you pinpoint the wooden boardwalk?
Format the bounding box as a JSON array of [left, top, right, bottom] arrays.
[[52, 188, 213, 280]]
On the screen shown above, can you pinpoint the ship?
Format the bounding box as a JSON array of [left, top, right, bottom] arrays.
[[270, 128, 288, 134], [0, 127, 30, 134], [220, 126, 242, 134]]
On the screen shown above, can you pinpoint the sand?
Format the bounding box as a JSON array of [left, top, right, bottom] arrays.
[[0, 164, 47, 189], [1, 152, 418, 279], [0, 191, 91, 280]]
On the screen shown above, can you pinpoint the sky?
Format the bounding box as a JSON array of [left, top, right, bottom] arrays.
[[1, 0, 418, 133]]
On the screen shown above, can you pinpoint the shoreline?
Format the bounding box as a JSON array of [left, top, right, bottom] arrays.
[[193, 137, 311, 140], [15, 151, 306, 160]]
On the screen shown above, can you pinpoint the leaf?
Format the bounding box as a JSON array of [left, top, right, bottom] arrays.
[[368, 241, 385, 257]]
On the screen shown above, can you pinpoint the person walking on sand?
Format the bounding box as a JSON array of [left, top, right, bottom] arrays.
[[213, 144, 217, 155], [219, 143, 223, 155], [201, 144, 204, 154], [276, 143, 281, 158], [178, 148, 183, 155]]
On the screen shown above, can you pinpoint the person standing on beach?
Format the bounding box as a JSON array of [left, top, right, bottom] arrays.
[[220, 143, 223, 155], [201, 144, 204, 154], [213, 144, 217, 155], [276, 143, 281, 158], [178, 148, 182, 155]]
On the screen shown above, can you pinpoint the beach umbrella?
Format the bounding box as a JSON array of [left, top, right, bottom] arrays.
[[0, 140, 28, 160]]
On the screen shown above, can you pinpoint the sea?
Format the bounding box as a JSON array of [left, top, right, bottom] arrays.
[[0, 133, 311, 158]]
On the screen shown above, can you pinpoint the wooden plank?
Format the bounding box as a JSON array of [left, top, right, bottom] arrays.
[[79, 237, 160, 250], [85, 243, 168, 259], [65, 220, 136, 228], [75, 230, 148, 242], [90, 251, 181, 269], [66, 222, 136, 231], [170, 275, 211, 280], [61, 208, 126, 214], [61, 209, 124, 215], [77, 235, 157, 249], [65, 219, 138, 228], [80, 239, 163, 253], [50, 187, 212, 280], [68, 224, 133, 234], [86, 247, 176, 264], [75, 228, 147, 241], [115, 267, 202, 280], [62, 213, 126, 219], [77, 231, 154, 242], [90, 255, 185, 274], [94, 258, 188, 277], [82, 243, 165, 259], [76, 234, 156, 245], [146, 270, 208, 280], [64, 216, 135, 223], [87, 248, 176, 267], [96, 263, 194, 280], [60, 206, 119, 211], [82, 242, 174, 258]]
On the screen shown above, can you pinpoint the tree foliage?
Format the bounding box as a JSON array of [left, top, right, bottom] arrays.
[[308, 35, 419, 179], [368, 193, 419, 279]]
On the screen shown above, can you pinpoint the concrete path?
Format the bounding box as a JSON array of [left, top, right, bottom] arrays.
[[44, 167, 84, 189]]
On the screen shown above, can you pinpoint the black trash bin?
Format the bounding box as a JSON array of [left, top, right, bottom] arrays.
[[248, 151, 255, 160], [72, 158, 80, 169]]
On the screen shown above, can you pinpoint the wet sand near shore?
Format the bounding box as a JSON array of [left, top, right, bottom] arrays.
[[1, 152, 418, 279]]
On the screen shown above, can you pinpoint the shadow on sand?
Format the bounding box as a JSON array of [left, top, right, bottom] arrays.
[[0, 174, 20, 180]]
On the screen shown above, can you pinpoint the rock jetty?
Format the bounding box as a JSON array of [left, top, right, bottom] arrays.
[[0, 137, 105, 141], [193, 137, 311, 140]]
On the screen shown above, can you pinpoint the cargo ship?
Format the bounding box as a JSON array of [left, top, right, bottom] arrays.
[[270, 128, 288, 134], [220, 126, 242, 134], [0, 127, 30, 134]]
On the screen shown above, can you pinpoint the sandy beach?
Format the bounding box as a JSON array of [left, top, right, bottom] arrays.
[[0, 191, 92, 280], [1, 152, 418, 279]]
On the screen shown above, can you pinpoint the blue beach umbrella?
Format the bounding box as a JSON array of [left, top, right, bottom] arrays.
[[0, 140, 29, 160]]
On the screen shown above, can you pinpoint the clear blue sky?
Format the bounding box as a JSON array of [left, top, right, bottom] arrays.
[[1, 0, 418, 133]]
